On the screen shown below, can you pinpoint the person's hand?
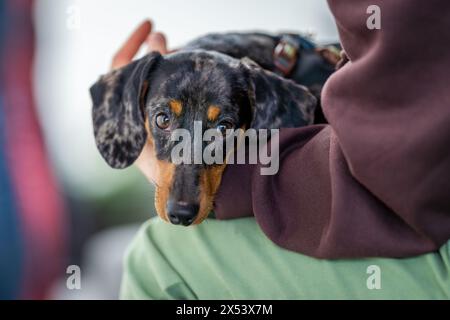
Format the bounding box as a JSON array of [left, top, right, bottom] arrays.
[[111, 20, 168, 69], [111, 20, 169, 184]]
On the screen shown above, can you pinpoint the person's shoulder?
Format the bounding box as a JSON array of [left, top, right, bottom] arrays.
[[124, 217, 167, 255]]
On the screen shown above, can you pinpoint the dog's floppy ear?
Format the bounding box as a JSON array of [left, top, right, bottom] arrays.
[[240, 57, 317, 129], [90, 52, 161, 168]]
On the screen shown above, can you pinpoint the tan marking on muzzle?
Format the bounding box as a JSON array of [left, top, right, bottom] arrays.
[[144, 118, 176, 222], [143, 119, 244, 225], [191, 125, 248, 224], [193, 164, 227, 225], [153, 160, 176, 222]]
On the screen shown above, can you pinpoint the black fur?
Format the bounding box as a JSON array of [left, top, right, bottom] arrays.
[[91, 49, 315, 168], [186, 32, 337, 101], [90, 31, 336, 223], [90, 52, 161, 168]]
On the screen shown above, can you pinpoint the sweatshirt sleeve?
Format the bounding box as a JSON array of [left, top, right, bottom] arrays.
[[214, 0, 450, 258]]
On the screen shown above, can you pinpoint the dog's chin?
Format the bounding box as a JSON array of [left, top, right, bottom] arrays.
[[153, 163, 227, 226], [190, 210, 211, 225]]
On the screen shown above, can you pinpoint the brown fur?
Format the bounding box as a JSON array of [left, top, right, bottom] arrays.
[[145, 119, 176, 222], [207, 105, 221, 122], [153, 160, 176, 222], [195, 164, 227, 224], [169, 99, 183, 116]]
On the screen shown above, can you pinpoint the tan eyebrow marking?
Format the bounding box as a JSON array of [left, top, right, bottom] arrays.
[[207, 105, 221, 122], [169, 99, 183, 116]]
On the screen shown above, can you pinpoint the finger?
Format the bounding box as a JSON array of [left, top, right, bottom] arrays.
[[146, 32, 168, 54], [111, 20, 152, 69]]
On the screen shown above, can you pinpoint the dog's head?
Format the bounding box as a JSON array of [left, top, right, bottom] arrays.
[[90, 50, 315, 225]]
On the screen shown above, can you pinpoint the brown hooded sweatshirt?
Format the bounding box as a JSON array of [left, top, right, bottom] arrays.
[[214, 0, 450, 258]]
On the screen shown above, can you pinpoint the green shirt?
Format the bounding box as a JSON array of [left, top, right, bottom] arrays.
[[121, 217, 450, 299]]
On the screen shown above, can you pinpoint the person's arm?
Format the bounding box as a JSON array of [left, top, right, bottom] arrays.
[[215, 0, 450, 258]]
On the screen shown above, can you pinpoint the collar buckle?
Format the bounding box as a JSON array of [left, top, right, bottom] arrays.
[[273, 36, 300, 76]]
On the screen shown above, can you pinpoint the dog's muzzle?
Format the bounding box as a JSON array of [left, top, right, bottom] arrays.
[[167, 200, 199, 226]]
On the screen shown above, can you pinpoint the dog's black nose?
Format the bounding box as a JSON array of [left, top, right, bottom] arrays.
[[167, 200, 199, 226]]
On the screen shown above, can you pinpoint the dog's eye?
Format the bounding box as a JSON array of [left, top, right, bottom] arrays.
[[155, 113, 170, 130], [216, 121, 233, 136]]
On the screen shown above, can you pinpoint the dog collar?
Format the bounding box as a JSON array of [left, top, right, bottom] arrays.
[[273, 34, 341, 77], [273, 35, 301, 76], [273, 35, 316, 76]]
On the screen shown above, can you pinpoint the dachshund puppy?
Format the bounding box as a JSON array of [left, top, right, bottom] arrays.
[[91, 48, 316, 226], [185, 33, 340, 122], [185, 32, 338, 91]]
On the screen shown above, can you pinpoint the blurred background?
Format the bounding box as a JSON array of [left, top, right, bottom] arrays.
[[0, 0, 338, 299]]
